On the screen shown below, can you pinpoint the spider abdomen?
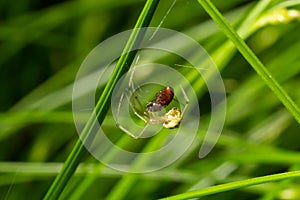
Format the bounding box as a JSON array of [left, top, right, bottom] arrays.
[[147, 86, 174, 112]]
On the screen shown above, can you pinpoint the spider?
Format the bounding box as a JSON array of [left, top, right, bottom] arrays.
[[115, 66, 189, 139]]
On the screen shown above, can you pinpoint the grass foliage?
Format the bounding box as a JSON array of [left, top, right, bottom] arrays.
[[0, 0, 300, 199]]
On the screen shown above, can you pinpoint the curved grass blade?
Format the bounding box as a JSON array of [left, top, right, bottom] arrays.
[[43, 0, 160, 199], [197, 0, 300, 124], [160, 170, 300, 200]]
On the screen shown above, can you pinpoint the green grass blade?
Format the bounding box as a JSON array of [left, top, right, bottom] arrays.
[[160, 170, 300, 200], [197, 0, 300, 124], [43, 0, 160, 199]]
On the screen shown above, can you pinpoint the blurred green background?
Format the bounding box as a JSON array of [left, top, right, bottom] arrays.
[[1, 0, 300, 199]]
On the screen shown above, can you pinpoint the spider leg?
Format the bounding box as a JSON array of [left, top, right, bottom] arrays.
[[115, 89, 126, 124], [131, 104, 148, 123], [116, 55, 140, 122], [179, 84, 189, 116], [123, 87, 148, 123], [129, 89, 148, 122], [131, 89, 145, 114], [135, 122, 151, 138], [116, 119, 153, 139], [127, 58, 149, 122], [116, 122, 139, 139], [133, 114, 165, 138], [115, 89, 138, 139], [115, 54, 150, 139], [128, 54, 141, 92], [116, 94, 151, 139], [115, 77, 145, 139], [128, 57, 138, 92]]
